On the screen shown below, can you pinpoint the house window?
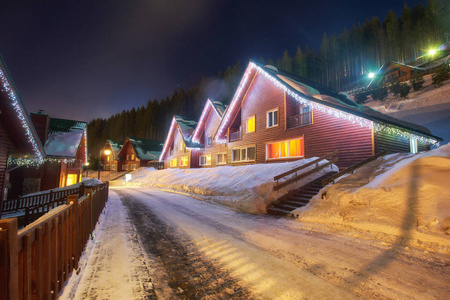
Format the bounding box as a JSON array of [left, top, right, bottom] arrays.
[[107, 155, 111, 162], [217, 153, 226, 165], [180, 141, 185, 151], [105, 164, 110, 170], [246, 116, 255, 133], [410, 138, 418, 154], [267, 109, 278, 128], [180, 156, 188, 166], [199, 154, 211, 166], [266, 138, 304, 160], [122, 164, 129, 171], [126, 155, 130, 160], [131, 164, 138, 170], [232, 146, 256, 162], [67, 174, 78, 186], [206, 136, 212, 147], [111, 164, 117, 170], [300, 106, 312, 125], [170, 158, 177, 167], [132, 154, 135, 160]]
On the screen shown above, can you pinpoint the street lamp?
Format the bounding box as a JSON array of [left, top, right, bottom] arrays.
[[368, 72, 375, 79], [98, 149, 112, 179]]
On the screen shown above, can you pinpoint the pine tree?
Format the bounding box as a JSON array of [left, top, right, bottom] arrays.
[[280, 50, 293, 73]]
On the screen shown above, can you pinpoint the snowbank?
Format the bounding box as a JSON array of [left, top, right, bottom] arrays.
[[292, 144, 450, 252], [111, 159, 338, 214]]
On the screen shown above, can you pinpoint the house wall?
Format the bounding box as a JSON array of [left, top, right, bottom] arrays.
[[374, 130, 429, 153], [227, 72, 374, 169], [0, 119, 18, 205], [198, 109, 227, 167], [119, 141, 140, 171], [101, 143, 120, 171], [164, 128, 194, 169]]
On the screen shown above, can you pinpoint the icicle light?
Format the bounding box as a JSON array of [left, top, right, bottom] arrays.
[[192, 99, 222, 143], [374, 123, 439, 145], [0, 67, 44, 163], [159, 117, 177, 162]]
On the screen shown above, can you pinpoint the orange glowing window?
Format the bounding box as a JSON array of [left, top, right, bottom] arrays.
[[281, 141, 288, 157], [247, 116, 255, 133], [67, 174, 78, 186], [267, 138, 304, 159], [289, 139, 304, 157], [180, 156, 188, 166], [267, 142, 280, 159]]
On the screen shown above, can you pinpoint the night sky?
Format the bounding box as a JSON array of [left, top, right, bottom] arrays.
[[0, 0, 428, 122]]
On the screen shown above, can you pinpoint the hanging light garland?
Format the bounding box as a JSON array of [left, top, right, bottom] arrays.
[[192, 99, 222, 143], [159, 117, 177, 162], [0, 67, 44, 163], [374, 123, 439, 145], [8, 157, 76, 167]]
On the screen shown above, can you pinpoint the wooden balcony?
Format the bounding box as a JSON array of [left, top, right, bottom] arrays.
[[229, 130, 241, 142], [286, 111, 312, 129]]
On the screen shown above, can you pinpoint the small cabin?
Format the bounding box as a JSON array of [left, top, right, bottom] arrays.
[[100, 140, 123, 171], [118, 137, 162, 171], [368, 61, 423, 89]]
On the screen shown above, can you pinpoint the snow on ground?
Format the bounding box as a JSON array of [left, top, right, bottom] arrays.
[[292, 143, 450, 254], [59, 192, 157, 299], [111, 159, 338, 214], [23, 177, 103, 197]]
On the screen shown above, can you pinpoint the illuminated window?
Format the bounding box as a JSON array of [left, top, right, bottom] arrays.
[[131, 164, 138, 170], [180, 156, 188, 166], [410, 138, 418, 154], [217, 153, 226, 165], [266, 138, 304, 159], [170, 158, 177, 167], [67, 174, 78, 186], [122, 164, 129, 171], [111, 164, 117, 170], [267, 108, 278, 128], [199, 154, 211, 166], [232, 146, 256, 162], [107, 155, 110, 162], [246, 116, 255, 133], [105, 164, 110, 170], [180, 141, 185, 151], [132, 154, 135, 160]]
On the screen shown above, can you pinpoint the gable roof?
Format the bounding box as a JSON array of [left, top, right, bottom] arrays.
[[119, 137, 163, 161], [367, 61, 423, 88], [215, 60, 441, 144], [160, 115, 200, 161], [44, 118, 87, 158], [192, 98, 227, 143], [0, 54, 45, 162], [106, 139, 123, 160]]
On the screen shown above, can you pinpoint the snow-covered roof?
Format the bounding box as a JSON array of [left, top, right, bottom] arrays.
[[192, 98, 227, 143], [44, 118, 87, 158], [106, 140, 123, 160], [215, 60, 441, 144], [123, 137, 163, 161], [160, 116, 200, 161]]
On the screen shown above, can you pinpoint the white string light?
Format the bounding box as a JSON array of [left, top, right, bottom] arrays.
[[192, 99, 223, 143], [374, 123, 439, 145], [0, 66, 44, 163], [160, 117, 177, 162]]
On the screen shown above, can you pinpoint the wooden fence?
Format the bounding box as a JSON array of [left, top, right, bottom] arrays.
[[0, 182, 109, 300]]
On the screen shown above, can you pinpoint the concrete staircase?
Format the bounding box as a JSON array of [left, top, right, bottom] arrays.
[[267, 172, 336, 216]]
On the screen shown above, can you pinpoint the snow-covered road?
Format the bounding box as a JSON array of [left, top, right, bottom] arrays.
[[112, 187, 449, 299]]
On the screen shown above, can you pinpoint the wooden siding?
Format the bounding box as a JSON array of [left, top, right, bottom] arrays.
[[374, 130, 430, 153], [226, 72, 374, 169], [119, 140, 146, 171], [101, 143, 120, 171], [198, 109, 227, 167], [163, 127, 195, 169], [0, 119, 17, 205]]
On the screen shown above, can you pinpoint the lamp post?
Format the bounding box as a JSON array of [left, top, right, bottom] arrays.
[[98, 149, 111, 180]]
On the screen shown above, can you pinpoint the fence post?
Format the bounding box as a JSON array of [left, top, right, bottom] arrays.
[[85, 189, 93, 236], [0, 218, 19, 300], [78, 183, 85, 198], [66, 195, 79, 270]]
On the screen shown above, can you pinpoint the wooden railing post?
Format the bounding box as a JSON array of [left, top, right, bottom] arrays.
[[66, 195, 79, 270], [0, 218, 19, 300]]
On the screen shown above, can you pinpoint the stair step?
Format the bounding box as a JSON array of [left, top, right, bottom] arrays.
[[284, 199, 309, 206], [273, 203, 299, 210], [266, 207, 292, 216]]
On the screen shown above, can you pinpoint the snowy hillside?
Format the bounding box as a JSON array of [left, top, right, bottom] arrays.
[[362, 75, 450, 144], [110, 159, 337, 214], [293, 143, 450, 253]]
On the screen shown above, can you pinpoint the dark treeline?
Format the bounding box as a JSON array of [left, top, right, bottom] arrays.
[[88, 0, 449, 157]]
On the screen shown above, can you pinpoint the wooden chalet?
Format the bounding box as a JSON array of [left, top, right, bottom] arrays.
[[160, 116, 199, 169], [118, 137, 162, 171], [0, 55, 46, 217], [100, 139, 123, 171], [210, 61, 441, 169], [191, 99, 227, 167], [368, 61, 423, 89], [8, 112, 88, 199]]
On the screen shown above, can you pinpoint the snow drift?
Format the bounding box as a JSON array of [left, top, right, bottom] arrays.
[[293, 144, 450, 242], [111, 159, 337, 214]]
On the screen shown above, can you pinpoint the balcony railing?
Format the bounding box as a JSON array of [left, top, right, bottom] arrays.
[[286, 111, 312, 129], [229, 130, 241, 142]]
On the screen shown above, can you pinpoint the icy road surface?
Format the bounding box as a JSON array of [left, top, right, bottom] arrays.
[[64, 187, 450, 299]]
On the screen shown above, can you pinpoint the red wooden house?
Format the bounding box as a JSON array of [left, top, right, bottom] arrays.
[[212, 61, 440, 169], [0, 55, 45, 216], [118, 137, 162, 171], [100, 140, 123, 171], [160, 116, 199, 169], [367, 61, 423, 88], [191, 99, 227, 167]]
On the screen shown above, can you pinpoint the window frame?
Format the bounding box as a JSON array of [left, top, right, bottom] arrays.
[[206, 135, 212, 147], [216, 153, 227, 165], [299, 105, 313, 126], [180, 156, 189, 167], [266, 137, 305, 160], [246, 115, 256, 133], [266, 108, 279, 128], [199, 154, 212, 166], [170, 158, 177, 167], [410, 137, 418, 154], [122, 164, 129, 171], [111, 164, 117, 170], [231, 145, 256, 163]]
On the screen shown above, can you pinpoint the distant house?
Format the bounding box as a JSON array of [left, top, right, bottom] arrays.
[[212, 61, 441, 169], [191, 99, 227, 167], [0, 55, 45, 215], [100, 140, 123, 171], [8, 112, 87, 198], [118, 137, 162, 171], [160, 116, 199, 169], [368, 61, 423, 89]]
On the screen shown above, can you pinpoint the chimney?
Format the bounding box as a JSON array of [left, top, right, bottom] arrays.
[[30, 109, 50, 144]]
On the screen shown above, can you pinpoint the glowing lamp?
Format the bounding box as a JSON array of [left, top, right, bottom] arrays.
[[104, 149, 111, 155], [368, 72, 375, 79], [428, 49, 436, 56]]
